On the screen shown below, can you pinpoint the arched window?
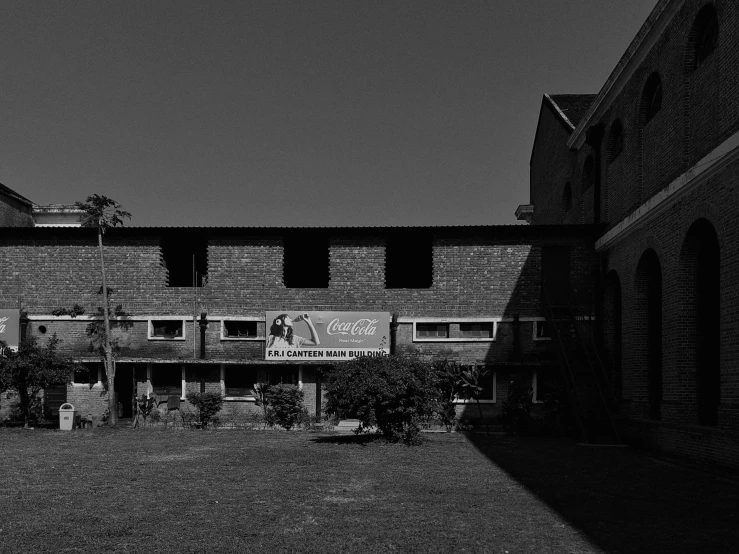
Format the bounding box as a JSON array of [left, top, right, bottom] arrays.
[[562, 182, 572, 214], [581, 155, 594, 192], [688, 4, 718, 71], [635, 249, 662, 421], [607, 120, 624, 163], [640, 72, 662, 125]]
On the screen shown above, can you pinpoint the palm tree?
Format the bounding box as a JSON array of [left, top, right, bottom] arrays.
[[75, 195, 131, 426]]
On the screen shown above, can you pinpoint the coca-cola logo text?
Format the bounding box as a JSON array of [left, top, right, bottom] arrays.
[[326, 318, 378, 336]]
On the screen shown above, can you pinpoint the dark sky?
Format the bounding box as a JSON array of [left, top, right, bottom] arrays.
[[0, 0, 657, 227]]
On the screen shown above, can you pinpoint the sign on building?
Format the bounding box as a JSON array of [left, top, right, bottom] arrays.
[[265, 311, 390, 361], [0, 309, 20, 349]]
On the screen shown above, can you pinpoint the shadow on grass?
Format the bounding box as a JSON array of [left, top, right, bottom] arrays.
[[465, 433, 739, 554], [310, 433, 383, 445]]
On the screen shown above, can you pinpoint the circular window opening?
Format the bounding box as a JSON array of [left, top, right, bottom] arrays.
[[38, 325, 47, 334]]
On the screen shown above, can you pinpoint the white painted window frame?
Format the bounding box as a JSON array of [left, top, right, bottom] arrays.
[[219, 316, 263, 341], [147, 318, 188, 341], [406, 318, 500, 343]]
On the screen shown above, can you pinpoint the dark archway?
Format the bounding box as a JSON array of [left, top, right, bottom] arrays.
[[635, 249, 662, 420], [603, 270, 623, 400], [680, 218, 720, 426]]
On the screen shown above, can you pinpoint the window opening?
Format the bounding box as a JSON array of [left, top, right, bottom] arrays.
[[73, 363, 98, 385], [385, 232, 433, 288], [607, 120, 624, 163], [581, 156, 594, 192], [692, 5, 719, 70], [459, 323, 494, 338], [562, 182, 572, 213], [641, 73, 663, 125], [269, 367, 298, 386], [416, 323, 449, 338], [223, 321, 258, 338], [161, 231, 208, 287], [151, 320, 184, 339], [151, 364, 183, 396], [283, 232, 329, 288], [224, 366, 257, 397]]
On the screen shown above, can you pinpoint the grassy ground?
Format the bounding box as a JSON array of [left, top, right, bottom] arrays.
[[0, 429, 737, 554]]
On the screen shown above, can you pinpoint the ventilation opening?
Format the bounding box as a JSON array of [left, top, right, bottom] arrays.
[[283, 232, 329, 288], [385, 232, 433, 289], [161, 232, 208, 287], [581, 156, 594, 192]]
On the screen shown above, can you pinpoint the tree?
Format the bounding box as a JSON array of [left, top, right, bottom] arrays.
[[75, 194, 131, 426], [0, 336, 79, 428], [322, 355, 441, 444]]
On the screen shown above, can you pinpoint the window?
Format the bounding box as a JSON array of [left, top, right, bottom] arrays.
[[283, 232, 329, 288], [454, 367, 496, 403], [459, 323, 494, 338], [581, 156, 595, 192], [534, 320, 551, 340], [161, 231, 208, 287], [73, 363, 99, 385], [690, 5, 718, 71], [224, 366, 257, 397], [385, 232, 433, 288], [269, 367, 299, 386], [149, 319, 185, 340], [222, 320, 258, 339], [641, 72, 662, 125], [416, 323, 449, 338], [151, 364, 183, 396], [562, 182, 572, 213], [607, 120, 624, 163]]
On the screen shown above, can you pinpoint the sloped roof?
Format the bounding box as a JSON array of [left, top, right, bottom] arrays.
[[0, 182, 33, 206], [546, 94, 597, 130]]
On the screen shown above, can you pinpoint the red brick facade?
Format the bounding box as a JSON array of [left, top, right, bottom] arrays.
[[0, 224, 599, 426], [528, 0, 739, 469]]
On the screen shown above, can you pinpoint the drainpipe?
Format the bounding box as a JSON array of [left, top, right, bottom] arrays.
[[198, 312, 208, 360], [19, 310, 29, 342], [390, 313, 399, 355]]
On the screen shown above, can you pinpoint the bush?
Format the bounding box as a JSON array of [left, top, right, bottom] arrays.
[[322, 355, 441, 445], [264, 384, 305, 431], [185, 392, 224, 428], [499, 373, 534, 433]]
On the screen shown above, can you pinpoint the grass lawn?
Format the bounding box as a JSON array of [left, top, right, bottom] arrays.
[[0, 428, 737, 554]]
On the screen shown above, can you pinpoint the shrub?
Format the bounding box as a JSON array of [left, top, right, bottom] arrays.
[[185, 391, 224, 428], [264, 384, 305, 431], [322, 355, 441, 445], [499, 372, 534, 433]]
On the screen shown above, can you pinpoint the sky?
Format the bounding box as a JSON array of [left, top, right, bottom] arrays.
[[0, 0, 658, 228]]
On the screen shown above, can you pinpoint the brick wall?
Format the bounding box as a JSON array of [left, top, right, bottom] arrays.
[[0, 194, 34, 227]]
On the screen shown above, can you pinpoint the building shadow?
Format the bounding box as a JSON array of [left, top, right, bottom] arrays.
[[464, 433, 739, 554]]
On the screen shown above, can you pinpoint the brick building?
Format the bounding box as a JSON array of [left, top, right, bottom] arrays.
[[0, 219, 600, 427], [521, 0, 739, 469]]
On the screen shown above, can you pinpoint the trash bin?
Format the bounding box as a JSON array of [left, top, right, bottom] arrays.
[[59, 403, 76, 431]]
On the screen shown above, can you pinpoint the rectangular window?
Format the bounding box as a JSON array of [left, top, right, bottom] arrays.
[[161, 231, 208, 287], [534, 321, 551, 340], [385, 232, 433, 288], [460, 323, 494, 338], [223, 321, 258, 339], [454, 367, 496, 403], [224, 366, 258, 397], [149, 320, 185, 340], [283, 232, 329, 288], [151, 364, 183, 396], [416, 323, 449, 338], [269, 367, 299, 386], [73, 363, 99, 385]]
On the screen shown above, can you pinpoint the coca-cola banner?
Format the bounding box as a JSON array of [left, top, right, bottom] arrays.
[[0, 309, 20, 349], [265, 311, 390, 361]]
